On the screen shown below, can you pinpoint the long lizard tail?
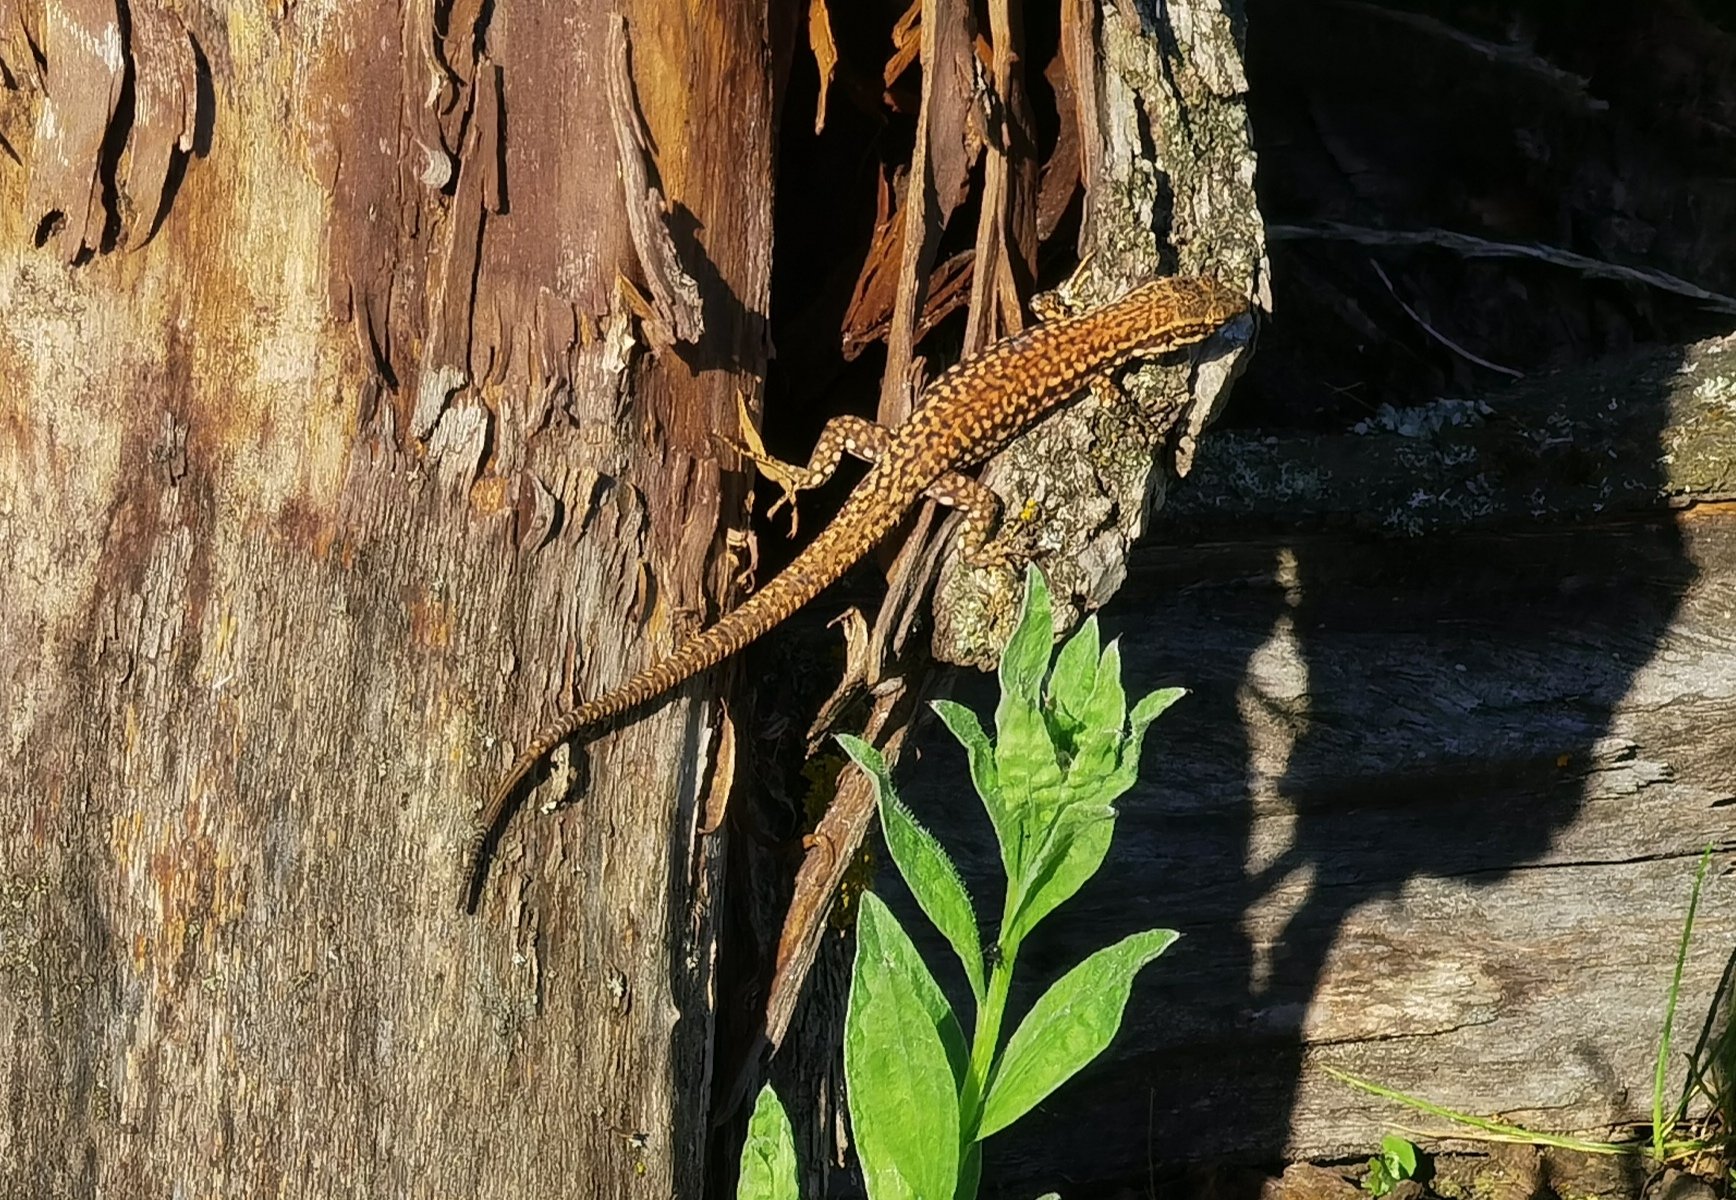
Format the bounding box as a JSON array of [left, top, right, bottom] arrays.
[[461, 486, 898, 911]]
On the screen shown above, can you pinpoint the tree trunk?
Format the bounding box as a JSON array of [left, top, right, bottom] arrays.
[[1, 1, 773, 1194]]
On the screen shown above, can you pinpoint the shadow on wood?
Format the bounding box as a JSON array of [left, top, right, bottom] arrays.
[[889, 337, 1735, 1192]]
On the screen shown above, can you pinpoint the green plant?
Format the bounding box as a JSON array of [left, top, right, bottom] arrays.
[[736, 566, 1183, 1199], [1656, 848, 1733, 1168], [736, 1083, 799, 1200], [1362, 1134, 1420, 1197]]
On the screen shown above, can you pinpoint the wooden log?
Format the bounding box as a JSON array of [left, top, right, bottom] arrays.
[[880, 335, 1736, 1188]]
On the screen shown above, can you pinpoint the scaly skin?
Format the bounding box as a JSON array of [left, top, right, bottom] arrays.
[[462, 274, 1246, 910]]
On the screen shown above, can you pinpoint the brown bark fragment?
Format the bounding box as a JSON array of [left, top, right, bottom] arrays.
[[877, 0, 979, 423], [606, 14, 704, 350], [1037, 47, 1081, 243], [116, 2, 196, 247], [25, 0, 121, 258], [840, 170, 974, 360], [806, 0, 837, 134], [961, 0, 1040, 351], [0, 0, 43, 91], [414, 59, 496, 439], [1058, 0, 1102, 228]]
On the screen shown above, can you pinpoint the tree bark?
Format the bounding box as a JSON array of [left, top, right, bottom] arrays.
[[1, 1, 773, 1194]]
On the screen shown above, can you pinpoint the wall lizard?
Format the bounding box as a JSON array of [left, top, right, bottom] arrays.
[[462, 273, 1246, 911]]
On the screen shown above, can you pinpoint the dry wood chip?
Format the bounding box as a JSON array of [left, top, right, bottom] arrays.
[[839, 170, 976, 360], [883, 0, 922, 87], [1260, 1164, 1362, 1200], [807, 0, 837, 134], [699, 704, 736, 835]]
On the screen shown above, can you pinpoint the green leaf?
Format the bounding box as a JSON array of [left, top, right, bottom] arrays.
[[1046, 614, 1102, 743], [1060, 640, 1127, 791], [851, 889, 970, 1089], [931, 699, 998, 799], [1102, 686, 1186, 801], [847, 894, 965, 1199], [840, 733, 985, 1004], [998, 565, 1053, 704], [933, 696, 1030, 901], [994, 693, 1067, 863], [737, 1084, 799, 1200], [1005, 804, 1116, 946], [1381, 1134, 1418, 1178], [992, 571, 1076, 883], [1129, 686, 1186, 737], [976, 928, 1179, 1139], [1078, 640, 1130, 746], [1363, 1138, 1419, 1200]]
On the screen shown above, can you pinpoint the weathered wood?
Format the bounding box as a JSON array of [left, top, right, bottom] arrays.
[[880, 338, 1736, 1190], [0, 2, 773, 1195], [929, 0, 1264, 666]]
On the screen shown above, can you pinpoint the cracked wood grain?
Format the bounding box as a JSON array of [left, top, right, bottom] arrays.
[[0, 0, 773, 1196]]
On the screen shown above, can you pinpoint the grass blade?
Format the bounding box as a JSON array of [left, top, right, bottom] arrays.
[[1656, 846, 1714, 1158]]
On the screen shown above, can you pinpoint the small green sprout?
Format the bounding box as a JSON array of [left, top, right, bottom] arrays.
[[1363, 1134, 1420, 1197]]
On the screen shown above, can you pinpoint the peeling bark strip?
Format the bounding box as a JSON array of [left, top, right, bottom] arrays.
[[607, 14, 703, 349], [116, 2, 197, 246], [960, 0, 1040, 352], [878, 0, 979, 425], [25, 0, 123, 256], [17, 0, 203, 257], [414, 58, 501, 440]]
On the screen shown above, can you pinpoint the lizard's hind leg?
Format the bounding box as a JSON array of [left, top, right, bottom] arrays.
[[719, 412, 890, 535], [927, 470, 1024, 570]]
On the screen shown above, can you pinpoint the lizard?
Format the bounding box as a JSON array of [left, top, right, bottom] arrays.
[[461, 273, 1247, 911]]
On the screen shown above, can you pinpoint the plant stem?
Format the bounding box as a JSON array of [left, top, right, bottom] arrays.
[[959, 948, 1014, 1137]]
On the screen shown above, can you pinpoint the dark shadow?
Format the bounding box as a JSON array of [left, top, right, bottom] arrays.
[[888, 346, 1695, 1195], [719, 1, 1736, 1195], [661, 201, 770, 380], [886, 0, 1736, 1185]]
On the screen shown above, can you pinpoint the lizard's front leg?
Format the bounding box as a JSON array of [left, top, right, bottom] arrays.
[[927, 470, 1025, 570], [720, 412, 890, 535]]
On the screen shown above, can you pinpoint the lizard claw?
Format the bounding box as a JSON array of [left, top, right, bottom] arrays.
[[714, 430, 805, 537], [765, 487, 802, 537]]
